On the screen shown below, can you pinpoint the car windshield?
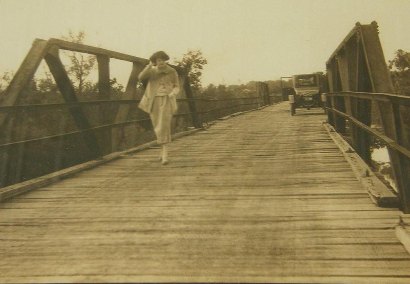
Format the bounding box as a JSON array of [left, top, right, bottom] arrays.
[[294, 75, 318, 87]]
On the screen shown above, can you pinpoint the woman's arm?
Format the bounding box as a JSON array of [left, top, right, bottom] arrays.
[[138, 62, 153, 81], [169, 69, 180, 96]]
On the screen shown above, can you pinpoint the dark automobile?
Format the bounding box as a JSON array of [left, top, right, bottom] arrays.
[[288, 73, 323, 115]]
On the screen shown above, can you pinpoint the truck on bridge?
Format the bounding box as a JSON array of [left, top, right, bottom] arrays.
[[285, 72, 327, 116]]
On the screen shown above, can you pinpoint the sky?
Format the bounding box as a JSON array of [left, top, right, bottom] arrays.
[[0, 0, 410, 86]]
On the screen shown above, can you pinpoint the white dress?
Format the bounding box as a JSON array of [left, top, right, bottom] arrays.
[[138, 64, 180, 144]]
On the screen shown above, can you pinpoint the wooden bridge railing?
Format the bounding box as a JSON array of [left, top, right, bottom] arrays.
[[0, 39, 276, 188], [325, 91, 410, 213]]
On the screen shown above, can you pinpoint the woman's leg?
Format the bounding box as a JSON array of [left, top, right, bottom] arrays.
[[161, 144, 168, 165], [150, 96, 173, 164]]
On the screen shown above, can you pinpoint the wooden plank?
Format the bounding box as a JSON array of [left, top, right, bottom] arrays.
[[0, 129, 199, 202], [48, 38, 148, 65], [47, 38, 184, 74], [0, 102, 407, 282], [324, 122, 398, 207]]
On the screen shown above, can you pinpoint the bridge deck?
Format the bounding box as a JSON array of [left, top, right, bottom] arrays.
[[1, 102, 409, 283]]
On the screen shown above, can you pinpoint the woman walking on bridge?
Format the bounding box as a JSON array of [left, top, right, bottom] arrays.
[[138, 51, 180, 165]]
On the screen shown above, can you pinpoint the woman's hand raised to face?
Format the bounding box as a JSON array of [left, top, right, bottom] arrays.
[[168, 90, 176, 98]]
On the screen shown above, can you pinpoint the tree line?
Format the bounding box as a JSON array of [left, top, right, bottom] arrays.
[[1, 47, 408, 103]]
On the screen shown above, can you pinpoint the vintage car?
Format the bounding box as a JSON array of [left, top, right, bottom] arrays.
[[287, 73, 324, 115]]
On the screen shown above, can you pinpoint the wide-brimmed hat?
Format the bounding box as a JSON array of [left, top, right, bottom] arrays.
[[149, 51, 170, 63]]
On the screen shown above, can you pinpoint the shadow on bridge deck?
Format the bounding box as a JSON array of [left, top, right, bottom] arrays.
[[1, 102, 409, 283]]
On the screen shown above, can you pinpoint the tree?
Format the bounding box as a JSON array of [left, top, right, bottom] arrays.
[[0, 71, 13, 106], [202, 83, 217, 98], [36, 70, 58, 94], [389, 49, 410, 95], [61, 31, 96, 96], [0, 71, 12, 93], [109, 78, 124, 96], [265, 80, 285, 94], [174, 50, 207, 93]]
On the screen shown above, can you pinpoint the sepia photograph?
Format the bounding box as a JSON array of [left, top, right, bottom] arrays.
[[1, 0, 410, 283]]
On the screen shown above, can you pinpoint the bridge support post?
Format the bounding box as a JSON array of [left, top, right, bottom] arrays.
[[391, 103, 410, 213], [97, 55, 112, 156], [44, 46, 102, 159], [325, 96, 334, 126], [0, 40, 50, 187], [111, 62, 144, 152], [329, 96, 346, 133], [256, 82, 270, 106], [0, 39, 49, 130], [344, 96, 366, 162], [327, 63, 346, 133], [352, 98, 372, 164], [336, 97, 347, 134]]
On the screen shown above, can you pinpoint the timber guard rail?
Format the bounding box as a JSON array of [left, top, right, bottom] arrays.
[[324, 21, 410, 213], [0, 38, 276, 188]]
